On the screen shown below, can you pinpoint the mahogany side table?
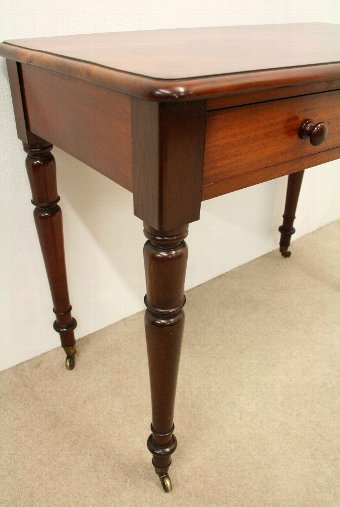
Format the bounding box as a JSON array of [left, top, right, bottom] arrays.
[[1, 23, 339, 492]]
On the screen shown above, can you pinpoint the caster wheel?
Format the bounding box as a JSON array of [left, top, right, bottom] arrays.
[[159, 474, 172, 493], [65, 355, 75, 370]]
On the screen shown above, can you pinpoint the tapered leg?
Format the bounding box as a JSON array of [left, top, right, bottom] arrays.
[[24, 140, 77, 369], [143, 224, 188, 492], [278, 170, 304, 258]]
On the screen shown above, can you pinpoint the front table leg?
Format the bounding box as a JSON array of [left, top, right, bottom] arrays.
[[24, 140, 77, 369], [143, 224, 188, 492]]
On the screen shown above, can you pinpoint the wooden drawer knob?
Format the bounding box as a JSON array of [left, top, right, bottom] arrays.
[[299, 119, 328, 146]]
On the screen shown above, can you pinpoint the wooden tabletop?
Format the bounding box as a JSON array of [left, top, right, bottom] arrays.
[[1, 23, 340, 100]]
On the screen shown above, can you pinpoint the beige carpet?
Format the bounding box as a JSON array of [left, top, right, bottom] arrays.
[[1, 221, 339, 507]]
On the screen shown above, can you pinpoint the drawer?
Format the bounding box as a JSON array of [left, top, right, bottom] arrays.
[[203, 90, 340, 199]]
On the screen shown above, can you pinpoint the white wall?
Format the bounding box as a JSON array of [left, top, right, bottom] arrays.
[[1, 1, 340, 371]]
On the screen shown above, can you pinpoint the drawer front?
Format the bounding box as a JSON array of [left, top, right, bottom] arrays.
[[203, 90, 340, 198]]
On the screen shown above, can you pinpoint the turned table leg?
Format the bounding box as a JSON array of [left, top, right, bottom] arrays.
[[143, 224, 188, 492], [24, 140, 77, 369], [278, 170, 305, 258]]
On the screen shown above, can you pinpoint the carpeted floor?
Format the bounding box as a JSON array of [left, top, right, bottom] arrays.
[[1, 221, 339, 507]]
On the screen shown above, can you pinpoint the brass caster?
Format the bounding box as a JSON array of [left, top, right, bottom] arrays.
[[65, 355, 75, 370], [159, 474, 172, 493], [280, 247, 291, 258]]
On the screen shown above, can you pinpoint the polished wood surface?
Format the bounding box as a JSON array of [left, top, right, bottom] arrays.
[[202, 147, 340, 200], [279, 171, 305, 258], [6, 61, 28, 142], [299, 119, 328, 146], [3, 24, 340, 78], [132, 99, 206, 230], [1, 24, 340, 101], [11, 59, 340, 207], [206, 79, 340, 110], [1, 23, 340, 492], [21, 64, 133, 190], [203, 90, 340, 197], [143, 225, 188, 481], [24, 139, 77, 368]]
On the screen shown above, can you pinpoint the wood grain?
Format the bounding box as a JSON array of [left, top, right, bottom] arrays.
[[203, 90, 340, 198], [1, 24, 339, 101], [24, 141, 77, 362], [21, 64, 133, 190], [202, 147, 340, 200], [2, 22, 340, 489], [278, 171, 305, 257], [206, 80, 340, 110], [6, 60, 29, 142], [143, 225, 188, 479], [132, 99, 206, 230]]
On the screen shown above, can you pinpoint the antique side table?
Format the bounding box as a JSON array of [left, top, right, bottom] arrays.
[[1, 24, 339, 492]]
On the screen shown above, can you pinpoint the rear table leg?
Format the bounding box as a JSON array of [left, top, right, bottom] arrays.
[[278, 170, 304, 258], [24, 139, 77, 369]]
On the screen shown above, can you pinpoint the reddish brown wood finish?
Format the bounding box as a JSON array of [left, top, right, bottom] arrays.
[[6, 60, 28, 142], [278, 171, 305, 257], [21, 64, 133, 191], [203, 90, 340, 199], [3, 25, 340, 79], [24, 139, 77, 366], [2, 23, 340, 492], [206, 80, 340, 110], [202, 147, 340, 200], [132, 99, 206, 230], [299, 119, 328, 146], [143, 224, 188, 480], [1, 24, 340, 101]]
